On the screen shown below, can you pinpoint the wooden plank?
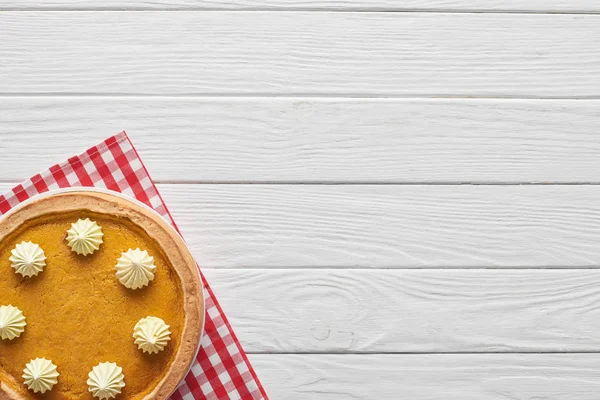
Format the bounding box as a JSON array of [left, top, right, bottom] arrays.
[[3, 0, 599, 11], [205, 268, 600, 353], [154, 184, 600, 268], [1, 13, 600, 96], [251, 354, 600, 399], [4, 183, 600, 268], [2, 98, 600, 184]]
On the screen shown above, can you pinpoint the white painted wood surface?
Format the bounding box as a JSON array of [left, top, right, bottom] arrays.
[[2, 98, 600, 183], [3, 0, 600, 12], [205, 268, 600, 353], [252, 354, 600, 400], [160, 184, 600, 268], [1, 2, 599, 398], [2, 13, 600, 97]]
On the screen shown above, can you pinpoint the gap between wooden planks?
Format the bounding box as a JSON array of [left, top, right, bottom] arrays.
[[1, 13, 600, 97], [1, 98, 599, 183]]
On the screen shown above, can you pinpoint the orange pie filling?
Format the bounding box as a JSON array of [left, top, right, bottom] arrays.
[[0, 211, 185, 400]]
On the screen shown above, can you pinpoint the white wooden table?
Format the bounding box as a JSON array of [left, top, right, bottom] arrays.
[[2, 2, 600, 398]]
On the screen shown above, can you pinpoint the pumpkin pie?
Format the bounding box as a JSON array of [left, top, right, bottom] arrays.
[[0, 190, 204, 400]]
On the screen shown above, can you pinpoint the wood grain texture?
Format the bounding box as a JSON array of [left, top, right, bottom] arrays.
[[3, 0, 600, 11], [2, 98, 600, 183], [251, 353, 600, 399], [206, 268, 600, 353], [155, 184, 600, 268], [2, 3, 599, 399], [3, 183, 600, 268], [2, 13, 600, 96]]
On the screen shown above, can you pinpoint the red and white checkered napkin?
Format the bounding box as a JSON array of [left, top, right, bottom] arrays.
[[0, 132, 268, 400]]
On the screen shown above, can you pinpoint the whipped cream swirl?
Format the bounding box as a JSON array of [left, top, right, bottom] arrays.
[[133, 316, 172, 354], [0, 305, 26, 340], [66, 218, 104, 256], [22, 358, 59, 394], [115, 248, 156, 289], [10, 241, 46, 278], [87, 362, 126, 399]]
